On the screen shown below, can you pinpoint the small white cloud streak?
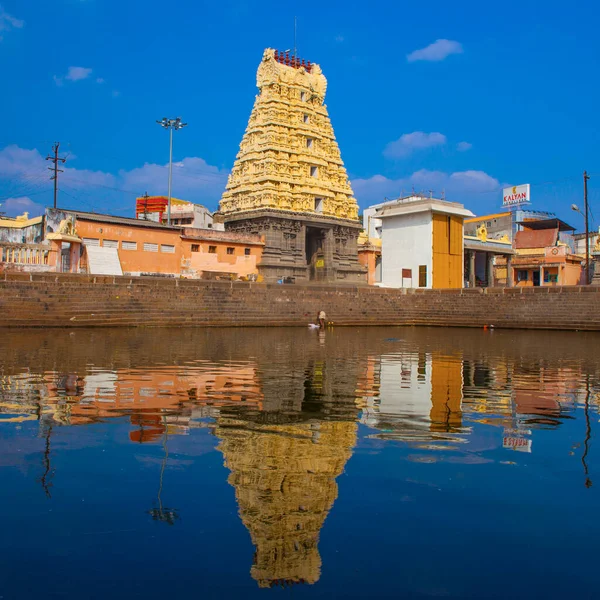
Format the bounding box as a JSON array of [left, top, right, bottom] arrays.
[[0, 5, 24, 36], [383, 131, 447, 159], [457, 141, 472, 152], [407, 39, 463, 62], [66, 66, 92, 81]]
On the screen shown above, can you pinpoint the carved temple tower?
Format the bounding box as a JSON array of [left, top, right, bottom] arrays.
[[216, 49, 366, 283]]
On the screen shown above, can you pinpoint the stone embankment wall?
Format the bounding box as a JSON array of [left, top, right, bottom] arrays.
[[0, 272, 599, 330]]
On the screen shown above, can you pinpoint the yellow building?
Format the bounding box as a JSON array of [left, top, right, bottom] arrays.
[[216, 48, 366, 284]]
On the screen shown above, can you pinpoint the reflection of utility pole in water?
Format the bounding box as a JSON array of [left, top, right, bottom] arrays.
[[38, 422, 55, 499], [148, 428, 180, 525], [581, 375, 593, 489]]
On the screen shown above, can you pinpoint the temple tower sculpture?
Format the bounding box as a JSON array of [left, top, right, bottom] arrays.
[[216, 48, 366, 283]]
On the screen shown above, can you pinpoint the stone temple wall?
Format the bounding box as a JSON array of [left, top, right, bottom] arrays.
[[1, 272, 600, 330]]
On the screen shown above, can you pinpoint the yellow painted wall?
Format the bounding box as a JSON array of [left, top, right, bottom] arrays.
[[432, 213, 463, 288], [430, 354, 463, 431]]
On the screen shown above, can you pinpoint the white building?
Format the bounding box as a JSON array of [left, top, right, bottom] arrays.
[[375, 196, 474, 289]]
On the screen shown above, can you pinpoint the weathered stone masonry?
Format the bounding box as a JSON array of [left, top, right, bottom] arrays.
[[0, 273, 599, 330]]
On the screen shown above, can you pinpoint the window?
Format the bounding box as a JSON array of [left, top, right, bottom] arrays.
[[191, 244, 200, 252], [314, 198, 323, 213], [306, 138, 314, 149], [160, 244, 175, 253], [143, 242, 158, 252], [244, 248, 251, 256], [102, 239, 118, 249], [544, 271, 558, 283], [303, 114, 309, 123], [310, 166, 318, 177], [300, 91, 307, 101], [122, 241, 137, 251], [419, 265, 427, 287], [82, 237, 100, 247], [208, 246, 217, 254], [517, 270, 528, 282], [226, 247, 235, 255]]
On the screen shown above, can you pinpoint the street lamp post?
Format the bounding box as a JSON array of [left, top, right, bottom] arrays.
[[156, 117, 188, 225], [572, 171, 591, 285]]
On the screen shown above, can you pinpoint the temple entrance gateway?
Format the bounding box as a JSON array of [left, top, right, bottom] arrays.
[[215, 48, 366, 284]]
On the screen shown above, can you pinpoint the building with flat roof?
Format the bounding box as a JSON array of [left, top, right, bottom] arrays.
[[376, 196, 474, 289], [135, 195, 220, 229]]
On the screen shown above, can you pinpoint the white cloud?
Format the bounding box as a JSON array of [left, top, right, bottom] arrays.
[[0, 145, 229, 213], [0, 5, 24, 41], [66, 66, 92, 81], [54, 66, 93, 86], [0, 197, 44, 218], [383, 131, 447, 159], [457, 141, 472, 152], [407, 39, 463, 63], [351, 169, 500, 206], [96, 77, 105, 84]]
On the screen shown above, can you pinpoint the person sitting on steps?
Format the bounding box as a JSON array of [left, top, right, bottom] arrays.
[[318, 310, 327, 329]]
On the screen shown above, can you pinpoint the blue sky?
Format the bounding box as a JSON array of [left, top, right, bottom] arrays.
[[1, 0, 599, 231]]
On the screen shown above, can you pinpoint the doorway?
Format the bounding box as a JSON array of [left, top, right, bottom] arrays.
[[533, 270, 540, 286], [305, 227, 326, 280]]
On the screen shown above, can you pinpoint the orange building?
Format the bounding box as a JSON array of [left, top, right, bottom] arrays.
[[509, 219, 581, 286], [44, 208, 264, 280], [357, 232, 382, 285]]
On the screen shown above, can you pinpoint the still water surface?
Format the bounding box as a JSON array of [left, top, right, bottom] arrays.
[[0, 327, 599, 599]]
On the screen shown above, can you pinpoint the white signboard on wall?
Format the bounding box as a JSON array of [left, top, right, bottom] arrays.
[[502, 184, 530, 207]]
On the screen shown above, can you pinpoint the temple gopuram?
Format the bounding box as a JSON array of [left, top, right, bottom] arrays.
[[216, 48, 366, 284]]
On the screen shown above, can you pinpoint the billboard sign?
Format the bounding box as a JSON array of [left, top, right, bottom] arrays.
[[502, 184, 530, 207]]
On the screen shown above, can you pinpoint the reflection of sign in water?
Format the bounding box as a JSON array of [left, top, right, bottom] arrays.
[[315, 259, 325, 268], [503, 436, 532, 453], [502, 184, 530, 207]]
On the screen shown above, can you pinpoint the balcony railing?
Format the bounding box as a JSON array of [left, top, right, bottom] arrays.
[[0, 242, 51, 266]]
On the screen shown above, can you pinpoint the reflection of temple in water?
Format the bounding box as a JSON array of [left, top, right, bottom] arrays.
[[216, 417, 356, 587], [214, 358, 360, 588]]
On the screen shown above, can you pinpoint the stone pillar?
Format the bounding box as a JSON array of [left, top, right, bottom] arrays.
[[69, 242, 81, 274], [487, 253, 495, 287], [468, 250, 476, 288], [55, 241, 63, 272], [507, 255, 514, 287]]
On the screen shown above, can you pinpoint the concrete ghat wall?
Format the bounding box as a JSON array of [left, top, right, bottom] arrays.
[[0, 272, 599, 330]]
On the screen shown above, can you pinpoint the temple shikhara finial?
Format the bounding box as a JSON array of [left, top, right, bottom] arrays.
[[217, 48, 366, 283]]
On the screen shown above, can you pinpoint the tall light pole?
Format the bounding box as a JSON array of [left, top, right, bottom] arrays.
[[156, 117, 188, 225], [572, 170, 591, 284]]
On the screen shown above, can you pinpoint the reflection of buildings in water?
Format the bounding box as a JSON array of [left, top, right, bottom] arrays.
[[463, 360, 584, 429], [1, 364, 263, 443], [215, 415, 357, 588], [358, 352, 466, 446]]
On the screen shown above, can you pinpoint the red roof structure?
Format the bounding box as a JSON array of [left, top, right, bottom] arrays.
[[515, 228, 558, 249]]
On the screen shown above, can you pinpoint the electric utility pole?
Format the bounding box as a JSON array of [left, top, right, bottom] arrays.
[[46, 142, 66, 209], [584, 171, 590, 284]]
